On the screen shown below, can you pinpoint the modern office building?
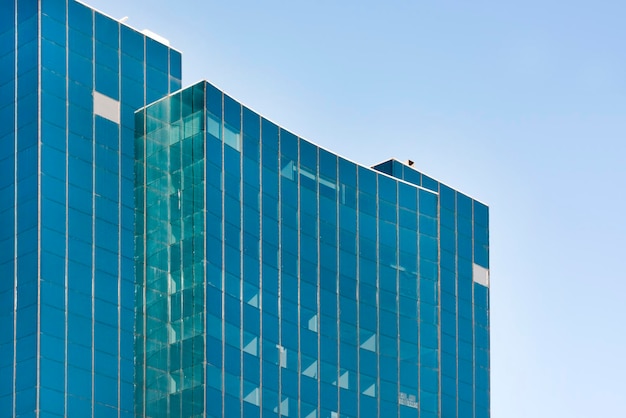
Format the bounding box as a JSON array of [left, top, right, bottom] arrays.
[[1, 1, 489, 418], [135, 82, 490, 418], [0, 0, 180, 416]]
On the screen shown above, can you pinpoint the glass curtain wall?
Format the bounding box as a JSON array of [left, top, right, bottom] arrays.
[[372, 160, 490, 418], [135, 84, 206, 417], [135, 81, 482, 418], [0, 1, 181, 415]]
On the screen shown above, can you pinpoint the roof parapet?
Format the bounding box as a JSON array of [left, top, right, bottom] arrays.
[[141, 29, 170, 46]]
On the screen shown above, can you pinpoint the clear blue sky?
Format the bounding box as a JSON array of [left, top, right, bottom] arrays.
[[88, 0, 626, 416]]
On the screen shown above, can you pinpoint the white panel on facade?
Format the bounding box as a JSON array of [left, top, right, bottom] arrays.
[[338, 370, 350, 389], [94, 91, 120, 124], [473, 263, 490, 287], [363, 384, 376, 397], [243, 387, 259, 406], [308, 314, 318, 332], [303, 360, 317, 378]]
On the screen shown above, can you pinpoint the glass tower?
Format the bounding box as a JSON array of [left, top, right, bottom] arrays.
[[0, 0, 181, 416], [135, 82, 490, 418], [372, 161, 490, 418]]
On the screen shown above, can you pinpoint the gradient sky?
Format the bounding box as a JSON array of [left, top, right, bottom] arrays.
[[85, 0, 626, 416]]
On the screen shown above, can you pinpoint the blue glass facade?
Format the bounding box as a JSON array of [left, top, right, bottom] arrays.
[[372, 161, 490, 418], [2, 1, 489, 417], [135, 82, 490, 418], [0, 0, 181, 416]]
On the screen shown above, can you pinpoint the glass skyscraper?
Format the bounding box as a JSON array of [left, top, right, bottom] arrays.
[[0, 1, 180, 416], [135, 82, 489, 418], [2, 1, 489, 418]]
